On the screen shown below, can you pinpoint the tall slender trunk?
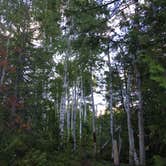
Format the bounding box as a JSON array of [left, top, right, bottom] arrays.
[[73, 82, 77, 151], [71, 88, 74, 139], [79, 77, 83, 140], [133, 0, 146, 164], [136, 68, 145, 166], [83, 89, 87, 122], [123, 74, 139, 166], [67, 91, 71, 141], [107, 48, 114, 155], [56, 92, 59, 113], [90, 68, 96, 156], [59, 59, 67, 141], [99, 110, 103, 151], [107, 46, 120, 165], [59, 0, 70, 144], [118, 127, 122, 157], [113, 139, 120, 166], [79, 104, 82, 140]]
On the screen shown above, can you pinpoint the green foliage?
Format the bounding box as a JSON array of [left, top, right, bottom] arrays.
[[18, 149, 47, 166], [153, 155, 166, 166], [142, 55, 166, 88]]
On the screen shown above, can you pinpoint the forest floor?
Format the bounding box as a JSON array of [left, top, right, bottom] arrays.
[[53, 156, 112, 166], [64, 159, 128, 166], [50, 147, 129, 166]]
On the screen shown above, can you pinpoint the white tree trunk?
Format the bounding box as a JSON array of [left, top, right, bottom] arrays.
[[123, 74, 139, 166], [90, 69, 96, 155], [71, 88, 74, 138], [79, 104, 82, 140], [79, 77, 84, 140], [83, 92, 87, 122], [59, 0, 70, 144], [107, 49, 114, 159], [59, 58, 67, 141], [73, 82, 77, 151], [67, 92, 71, 141]]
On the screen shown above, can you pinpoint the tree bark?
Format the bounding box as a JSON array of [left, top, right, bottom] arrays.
[[59, 57, 67, 141], [83, 90, 87, 122], [107, 47, 114, 159], [133, 0, 146, 164], [136, 68, 145, 166], [90, 68, 96, 156], [123, 74, 139, 166], [113, 139, 120, 166], [73, 82, 77, 151], [67, 91, 71, 141], [79, 77, 83, 140]]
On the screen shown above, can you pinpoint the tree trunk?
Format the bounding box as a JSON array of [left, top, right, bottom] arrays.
[[79, 105, 82, 140], [113, 139, 120, 166], [133, 0, 146, 163], [59, 58, 67, 142], [83, 91, 87, 122], [79, 83, 83, 140], [107, 47, 114, 159], [73, 82, 77, 151], [90, 69, 96, 156], [136, 69, 145, 166], [67, 92, 71, 141], [123, 74, 139, 166], [71, 88, 74, 138]]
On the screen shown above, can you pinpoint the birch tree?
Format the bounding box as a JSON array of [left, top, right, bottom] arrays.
[[73, 81, 77, 151], [133, 0, 146, 164], [122, 73, 139, 166], [107, 46, 120, 166], [90, 67, 97, 155]]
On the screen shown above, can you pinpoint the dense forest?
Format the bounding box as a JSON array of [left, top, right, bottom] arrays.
[[0, 0, 166, 165]]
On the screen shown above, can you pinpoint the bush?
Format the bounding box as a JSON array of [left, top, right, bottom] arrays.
[[153, 155, 166, 166]]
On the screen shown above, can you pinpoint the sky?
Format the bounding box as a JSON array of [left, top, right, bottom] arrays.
[[93, 0, 138, 115]]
